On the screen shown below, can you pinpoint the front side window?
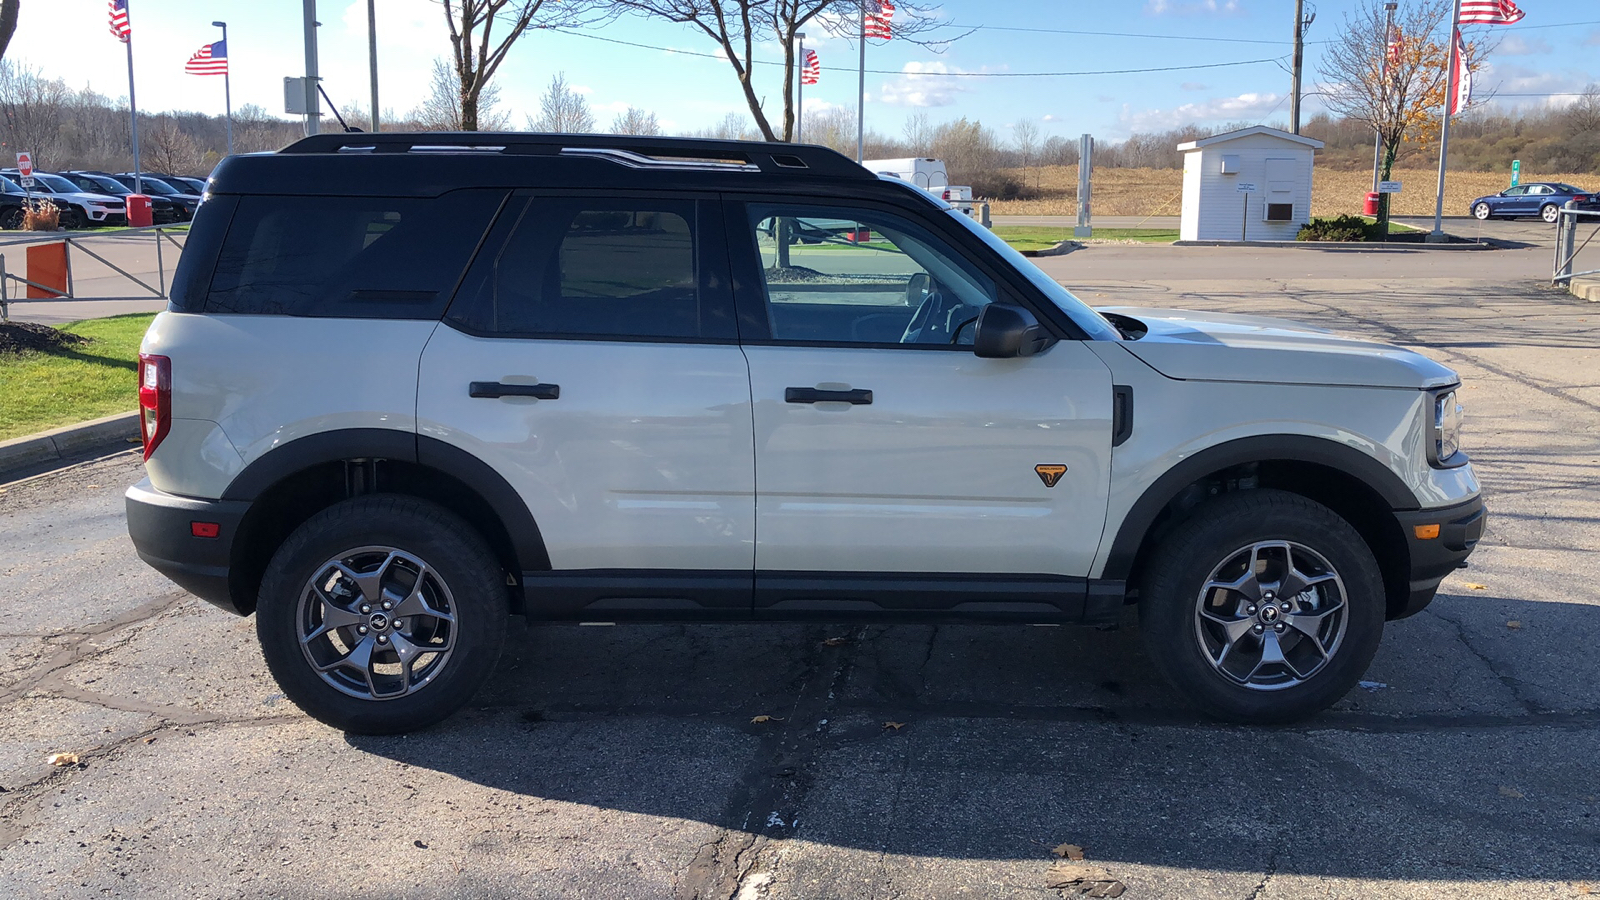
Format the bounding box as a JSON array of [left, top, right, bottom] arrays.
[[747, 204, 996, 346], [449, 197, 727, 340]]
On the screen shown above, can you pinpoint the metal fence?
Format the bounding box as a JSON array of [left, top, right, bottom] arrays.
[[1553, 206, 1600, 285], [0, 224, 186, 321]]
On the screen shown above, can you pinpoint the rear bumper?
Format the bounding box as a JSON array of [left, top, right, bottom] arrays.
[[1391, 495, 1486, 619], [125, 478, 251, 615]]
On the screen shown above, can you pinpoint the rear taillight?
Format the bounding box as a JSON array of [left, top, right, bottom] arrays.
[[1576, 195, 1590, 203], [138, 353, 171, 460], [942, 189, 954, 200]]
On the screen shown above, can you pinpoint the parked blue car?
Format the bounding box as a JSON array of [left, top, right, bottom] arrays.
[[1470, 182, 1597, 223]]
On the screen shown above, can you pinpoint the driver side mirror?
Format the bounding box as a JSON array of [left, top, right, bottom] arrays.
[[973, 304, 1050, 359]]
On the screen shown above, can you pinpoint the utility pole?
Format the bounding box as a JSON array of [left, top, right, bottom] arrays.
[[1372, 1, 1398, 192], [367, 0, 379, 133], [302, 0, 320, 136], [1289, 0, 1315, 134]]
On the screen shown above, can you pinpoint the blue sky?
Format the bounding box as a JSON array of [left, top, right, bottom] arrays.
[[14, 1, 1600, 140]]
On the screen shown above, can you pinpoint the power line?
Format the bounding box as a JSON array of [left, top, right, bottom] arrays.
[[960, 24, 1287, 45], [550, 29, 1286, 78]]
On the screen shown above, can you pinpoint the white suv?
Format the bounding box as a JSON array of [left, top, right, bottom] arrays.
[[125, 134, 1484, 734]]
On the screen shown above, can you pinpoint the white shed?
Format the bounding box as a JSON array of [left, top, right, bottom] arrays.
[[1177, 126, 1323, 242]]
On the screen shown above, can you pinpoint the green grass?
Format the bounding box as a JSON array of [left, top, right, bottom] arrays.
[[0, 313, 155, 441], [991, 226, 1179, 251], [1360, 216, 1422, 234]]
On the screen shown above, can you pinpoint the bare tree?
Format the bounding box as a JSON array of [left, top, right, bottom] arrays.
[[412, 57, 509, 131], [901, 112, 932, 153], [530, 72, 595, 133], [144, 117, 202, 174], [1040, 134, 1079, 167], [1566, 84, 1600, 137], [1317, 0, 1492, 227], [0, 60, 69, 164], [436, 0, 606, 131], [611, 106, 661, 135], [1012, 118, 1039, 187], [0, 0, 19, 62], [610, 0, 957, 142]]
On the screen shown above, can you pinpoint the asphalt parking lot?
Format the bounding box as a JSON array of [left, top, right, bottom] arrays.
[[2, 229, 1598, 898]]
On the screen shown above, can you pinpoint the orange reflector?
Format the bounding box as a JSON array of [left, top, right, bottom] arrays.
[[191, 521, 221, 539], [1413, 524, 1440, 540]]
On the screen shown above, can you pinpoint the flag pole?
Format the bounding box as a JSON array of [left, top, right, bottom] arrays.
[[796, 34, 805, 144], [857, 1, 866, 162], [1428, 0, 1463, 242], [125, 3, 141, 194], [213, 21, 233, 155]]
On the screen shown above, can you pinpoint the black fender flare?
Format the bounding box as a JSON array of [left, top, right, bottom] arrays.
[[1101, 435, 1417, 582], [222, 428, 550, 572]]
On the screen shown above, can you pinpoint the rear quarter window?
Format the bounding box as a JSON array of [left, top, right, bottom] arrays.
[[203, 190, 504, 318]]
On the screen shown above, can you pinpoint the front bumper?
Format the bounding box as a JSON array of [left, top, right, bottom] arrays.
[[1391, 494, 1486, 619], [126, 478, 251, 615]]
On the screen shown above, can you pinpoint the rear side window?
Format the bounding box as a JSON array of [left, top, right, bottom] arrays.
[[447, 197, 735, 341], [204, 190, 503, 318]]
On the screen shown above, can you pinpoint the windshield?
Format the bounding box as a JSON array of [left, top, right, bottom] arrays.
[[943, 210, 1120, 341], [33, 173, 80, 194], [129, 177, 179, 196], [0, 177, 22, 194], [77, 175, 131, 195]]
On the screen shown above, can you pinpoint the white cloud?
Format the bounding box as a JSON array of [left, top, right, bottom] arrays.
[[1042, 114, 1061, 122], [1495, 35, 1552, 56], [1145, 0, 1240, 15], [1118, 91, 1284, 131], [1478, 63, 1597, 111], [876, 61, 970, 108], [573, 84, 595, 96]]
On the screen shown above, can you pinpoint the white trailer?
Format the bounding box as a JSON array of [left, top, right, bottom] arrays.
[[862, 157, 948, 190]]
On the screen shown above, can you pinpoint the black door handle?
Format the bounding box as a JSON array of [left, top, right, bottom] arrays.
[[785, 387, 872, 405], [470, 381, 560, 400]]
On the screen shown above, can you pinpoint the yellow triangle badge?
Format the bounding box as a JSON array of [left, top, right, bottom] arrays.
[[1035, 464, 1068, 488]]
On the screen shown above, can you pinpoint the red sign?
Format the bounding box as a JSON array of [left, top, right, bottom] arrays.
[[16, 152, 32, 177]]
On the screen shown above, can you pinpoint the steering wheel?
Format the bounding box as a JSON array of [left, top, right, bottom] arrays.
[[900, 273, 946, 344]]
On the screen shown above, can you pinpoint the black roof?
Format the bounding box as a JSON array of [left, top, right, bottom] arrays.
[[210, 132, 899, 200]]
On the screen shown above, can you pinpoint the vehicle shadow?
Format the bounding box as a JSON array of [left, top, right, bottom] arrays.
[[349, 593, 1600, 885]]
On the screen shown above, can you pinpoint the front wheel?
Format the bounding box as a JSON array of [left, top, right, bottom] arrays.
[[256, 495, 510, 734], [1137, 489, 1385, 724], [1472, 202, 1492, 220], [1541, 203, 1561, 224]]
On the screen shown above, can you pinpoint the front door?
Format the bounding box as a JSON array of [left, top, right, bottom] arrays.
[[418, 193, 755, 616], [727, 199, 1114, 615]]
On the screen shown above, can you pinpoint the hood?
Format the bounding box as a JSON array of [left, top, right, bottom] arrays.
[[1097, 307, 1459, 390]]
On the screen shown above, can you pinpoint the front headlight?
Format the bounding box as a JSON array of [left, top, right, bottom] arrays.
[[1432, 390, 1465, 465]]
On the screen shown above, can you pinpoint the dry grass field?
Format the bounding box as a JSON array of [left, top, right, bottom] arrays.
[[990, 164, 1594, 219]]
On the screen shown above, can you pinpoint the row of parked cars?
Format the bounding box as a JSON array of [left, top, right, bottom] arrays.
[[0, 171, 206, 230]]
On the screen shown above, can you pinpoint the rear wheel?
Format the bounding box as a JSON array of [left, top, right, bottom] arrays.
[[1472, 202, 1492, 220], [1541, 203, 1561, 224], [256, 495, 509, 734], [1137, 489, 1385, 724], [0, 207, 23, 229]]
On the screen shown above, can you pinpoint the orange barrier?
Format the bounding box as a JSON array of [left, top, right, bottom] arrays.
[[25, 242, 68, 298]]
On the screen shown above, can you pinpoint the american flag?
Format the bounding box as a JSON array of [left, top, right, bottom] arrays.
[[865, 0, 894, 41], [1384, 26, 1403, 72], [1448, 28, 1472, 116], [108, 0, 130, 43], [1458, 0, 1525, 25], [801, 49, 820, 85], [185, 40, 228, 76]]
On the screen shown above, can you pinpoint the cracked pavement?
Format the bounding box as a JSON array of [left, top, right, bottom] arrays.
[[2, 221, 1598, 898]]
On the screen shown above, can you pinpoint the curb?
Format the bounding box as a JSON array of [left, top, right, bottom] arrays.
[[1172, 238, 1500, 250], [0, 412, 140, 478], [1567, 276, 1600, 302]]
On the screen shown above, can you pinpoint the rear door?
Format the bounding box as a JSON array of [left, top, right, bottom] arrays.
[[726, 197, 1114, 615], [418, 192, 755, 616]]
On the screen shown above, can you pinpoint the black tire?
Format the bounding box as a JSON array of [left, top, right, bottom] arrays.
[[256, 495, 509, 734], [1137, 489, 1385, 724], [0, 207, 22, 230]]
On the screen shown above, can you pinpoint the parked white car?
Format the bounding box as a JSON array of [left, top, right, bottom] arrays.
[[125, 134, 1484, 734]]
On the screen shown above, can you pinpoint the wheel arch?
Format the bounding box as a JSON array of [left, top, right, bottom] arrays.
[[1105, 435, 1417, 619], [221, 429, 548, 615]]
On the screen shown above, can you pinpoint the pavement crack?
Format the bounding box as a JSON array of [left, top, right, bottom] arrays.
[[1244, 849, 1279, 900], [0, 591, 192, 706], [1423, 605, 1543, 715]]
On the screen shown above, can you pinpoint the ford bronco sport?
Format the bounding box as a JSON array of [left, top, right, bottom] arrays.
[[126, 134, 1484, 733]]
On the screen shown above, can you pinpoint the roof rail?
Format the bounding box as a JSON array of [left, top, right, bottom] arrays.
[[277, 132, 872, 179]]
